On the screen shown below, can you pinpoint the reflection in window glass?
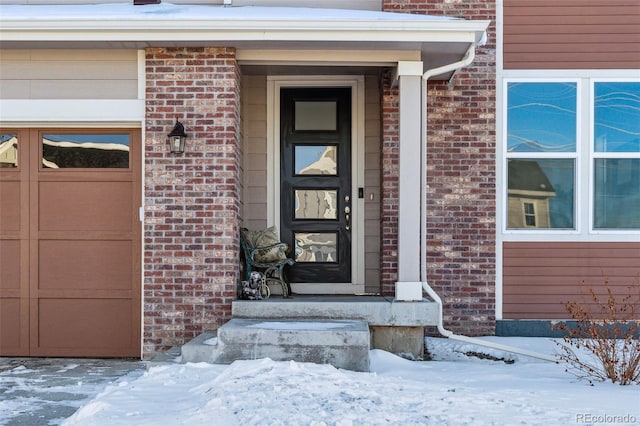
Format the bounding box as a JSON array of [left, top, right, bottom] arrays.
[[295, 190, 338, 219], [42, 134, 130, 168], [507, 159, 575, 229], [294, 232, 337, 263], [295, 101, 337, 131], [594, 82, 640, 153], [295, 145, 337, 175], [523, 202, 536, 227], [507, 82, 577, 153], [594, 159, 640, 229], [0, 134, 18, 168]]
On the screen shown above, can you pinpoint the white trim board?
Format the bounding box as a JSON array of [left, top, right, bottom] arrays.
[[267, 76, 365, 294], [0, 99, 145, 123]]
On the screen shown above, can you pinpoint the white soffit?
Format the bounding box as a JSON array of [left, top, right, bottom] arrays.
[[0, 3, 489, 71]]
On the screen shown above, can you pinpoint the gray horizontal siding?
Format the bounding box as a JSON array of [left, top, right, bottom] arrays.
[[0, 49, 138, 100]]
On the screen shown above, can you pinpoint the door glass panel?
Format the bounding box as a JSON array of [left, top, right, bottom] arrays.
[[295, 189, 338, 219], [295, 145, 337, 175], [295, 101, 337, 131], [42, 134, 130, 169], [294, 232, 337, 263], [0, 134, 18, 168]]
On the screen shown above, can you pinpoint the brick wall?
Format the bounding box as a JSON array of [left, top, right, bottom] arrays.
[[382, 0, 497, 335], [143, 47, 242, 356], [380, 71, 399, 295]]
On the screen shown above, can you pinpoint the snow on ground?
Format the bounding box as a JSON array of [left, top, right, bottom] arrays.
[[61, 337, 639, 426], [0, 358, 145, 425]]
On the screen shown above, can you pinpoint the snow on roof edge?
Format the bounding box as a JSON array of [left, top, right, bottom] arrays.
[[0, 2, 462, 22]]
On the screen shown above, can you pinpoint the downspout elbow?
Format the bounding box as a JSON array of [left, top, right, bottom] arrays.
[[422, 44, 476, 82]]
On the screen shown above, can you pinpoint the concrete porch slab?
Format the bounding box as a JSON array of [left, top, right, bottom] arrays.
[[181, 318, 371, 372], [232, 295, 439, 327]]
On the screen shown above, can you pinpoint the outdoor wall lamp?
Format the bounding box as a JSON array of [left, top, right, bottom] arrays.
[[168, 119, 188, 154]]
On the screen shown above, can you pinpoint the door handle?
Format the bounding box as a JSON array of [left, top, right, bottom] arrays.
[[344, 206, 351, 231]]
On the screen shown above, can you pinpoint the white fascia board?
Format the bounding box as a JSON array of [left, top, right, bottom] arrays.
[[0, 18, 488, 32], [1, 27, 484, 45], [0, 99, 145, 123], [0, 18, 488, 45]]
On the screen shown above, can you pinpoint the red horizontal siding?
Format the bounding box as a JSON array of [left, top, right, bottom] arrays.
[[502, 242, 640, 320], [503, 0, 640, 69]]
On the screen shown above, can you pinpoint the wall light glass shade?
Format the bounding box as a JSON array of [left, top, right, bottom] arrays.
[[168, 119, 187, 154]]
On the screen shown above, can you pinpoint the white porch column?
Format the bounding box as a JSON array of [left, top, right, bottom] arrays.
[[394, 61, 424, 300]]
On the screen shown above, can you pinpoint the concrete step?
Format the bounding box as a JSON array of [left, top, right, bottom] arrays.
[[181, 318, 370, 372], [232, 295, 439, 327]]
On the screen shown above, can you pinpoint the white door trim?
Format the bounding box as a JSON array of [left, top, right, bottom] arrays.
[[267, 76, 365, 294]]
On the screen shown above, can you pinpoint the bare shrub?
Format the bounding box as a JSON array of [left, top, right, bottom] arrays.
[[553, 278, 640, 385]]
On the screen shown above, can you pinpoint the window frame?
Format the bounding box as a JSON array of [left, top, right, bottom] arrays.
[[502, 78, 581, 235], [39, 130, 133, 171], [500, 75, 640, 238], [589, 78, 640, 233]]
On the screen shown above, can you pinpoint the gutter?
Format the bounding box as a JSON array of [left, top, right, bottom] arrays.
[[419, 45, 556, 363]]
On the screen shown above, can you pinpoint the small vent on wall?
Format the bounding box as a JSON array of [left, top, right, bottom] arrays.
[[134, 0, 161, 5]]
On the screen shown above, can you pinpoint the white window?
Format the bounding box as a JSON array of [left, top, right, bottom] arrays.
[[503, 78, 640, 234], [505, 81, 578, 230], [591, 81, 640, 230]]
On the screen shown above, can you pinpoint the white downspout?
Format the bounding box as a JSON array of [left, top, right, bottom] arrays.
[[420, 45, 556, 362]]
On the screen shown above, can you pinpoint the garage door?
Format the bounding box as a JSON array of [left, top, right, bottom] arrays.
[[1, 128, 141, 357]]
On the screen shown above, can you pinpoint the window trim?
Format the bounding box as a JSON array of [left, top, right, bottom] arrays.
[[502, 78, 581, 235], [499, 74, 640, 240], [589, 78, 640, 234]]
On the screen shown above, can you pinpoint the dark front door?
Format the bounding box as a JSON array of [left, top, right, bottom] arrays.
[[280, 87, 352, 283]]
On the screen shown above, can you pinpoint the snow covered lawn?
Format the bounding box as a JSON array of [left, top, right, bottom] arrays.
[[64, 337, 639, 426]]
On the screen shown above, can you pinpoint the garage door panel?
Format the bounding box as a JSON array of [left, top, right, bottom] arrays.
[[0, 240, 21, 291], [39, 181, 132, 232], [2, 127, 140, 357], [38, 240, 132, 291], [0, 181, 21, 234], [0, 130, 29, 356], [34, 298, 136, 356], [0, 298, 29, 355]]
